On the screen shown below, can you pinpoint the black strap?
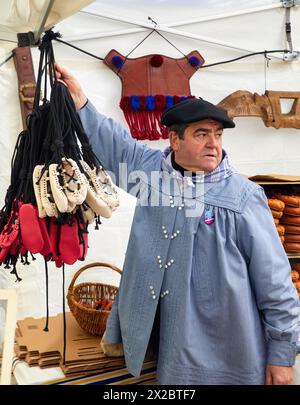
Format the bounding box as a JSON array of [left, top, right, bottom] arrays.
[[43, 259, 49, 332], [62, 263, 67, 365], [285, 7, 293, 52]]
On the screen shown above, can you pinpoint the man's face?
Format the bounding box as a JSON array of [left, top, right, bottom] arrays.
[[169, 119, 224, 173]]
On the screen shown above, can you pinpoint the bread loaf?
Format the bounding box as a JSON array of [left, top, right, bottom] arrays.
[[274, 218, 279, 226], [281, 215, 300, 226], [284, 225, 300, 234], [285, 234, 300, 243], [284, 242, 300, 252], [284, 206, 300, 216], [292, 270, 300, 282], [276, 224, 285, 236], [271, 210, 283, 219], [275, 194, 300, 207], [268, 198, 285, 212]]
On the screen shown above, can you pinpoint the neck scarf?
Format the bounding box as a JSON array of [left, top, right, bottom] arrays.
[[164, 147, 236, 184]]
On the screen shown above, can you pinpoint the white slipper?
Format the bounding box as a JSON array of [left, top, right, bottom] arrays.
[[80, 160, 119, 218], [32, 165, 47, 218], [40, 167, 58, 218], [49, 163, 69, 213], [61, 158, 87, 205]]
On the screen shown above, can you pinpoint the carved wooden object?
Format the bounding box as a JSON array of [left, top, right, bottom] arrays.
[[218, 90, 300, 129]]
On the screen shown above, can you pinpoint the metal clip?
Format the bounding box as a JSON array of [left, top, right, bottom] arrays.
[[282, 0, 300, 7]]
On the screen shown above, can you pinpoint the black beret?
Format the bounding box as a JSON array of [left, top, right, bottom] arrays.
[[161, 98, 235, 128]]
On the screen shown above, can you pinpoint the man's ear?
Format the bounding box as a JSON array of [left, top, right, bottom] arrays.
[[169, 131, 180, 152]]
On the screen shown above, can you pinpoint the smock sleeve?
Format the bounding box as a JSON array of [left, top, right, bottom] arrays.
[[78, 100, 162, 189], [237, 187, 300, 366]]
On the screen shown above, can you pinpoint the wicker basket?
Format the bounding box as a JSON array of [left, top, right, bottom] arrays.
[[67, 262, 122, 336]]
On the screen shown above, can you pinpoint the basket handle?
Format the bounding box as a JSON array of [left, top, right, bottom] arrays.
[[68, 262, 122, 293]]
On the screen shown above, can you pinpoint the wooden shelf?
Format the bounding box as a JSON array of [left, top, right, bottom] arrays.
[[287, 254, 300, 259]]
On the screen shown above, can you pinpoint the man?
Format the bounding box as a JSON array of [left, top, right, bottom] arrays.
[[55, 65, 300, 385]]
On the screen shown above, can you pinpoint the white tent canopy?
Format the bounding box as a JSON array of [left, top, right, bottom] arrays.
[[0, 0, 93, 52], [1, 0, 300, 357]]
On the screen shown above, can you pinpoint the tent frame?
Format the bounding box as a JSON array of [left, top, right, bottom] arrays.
[[61, 2, 287, 60]]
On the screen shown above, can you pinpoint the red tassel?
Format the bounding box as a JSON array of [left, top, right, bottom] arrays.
[[124, 111, 138, 139], [133, 111, 142, 140], [120, 96, 131, 112], [143, 111, 152, 140], [151, 111, 161, 140], [154, 110, 165, 139]]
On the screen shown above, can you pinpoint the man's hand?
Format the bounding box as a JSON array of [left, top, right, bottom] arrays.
[[265, 364, 293, 385], [54, 64, 88, 110]]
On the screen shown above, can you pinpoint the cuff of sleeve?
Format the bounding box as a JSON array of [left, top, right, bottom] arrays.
[[79, 98, 89, 111], [77, 99, 106, 123], [267, 340, 297, 366]]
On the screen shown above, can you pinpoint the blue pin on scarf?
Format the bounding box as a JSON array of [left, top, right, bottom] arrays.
[[204, 209, 215, 225]]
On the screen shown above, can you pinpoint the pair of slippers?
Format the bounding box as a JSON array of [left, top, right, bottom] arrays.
[[0, 202, 46, 263], [81, 160, 119, 219], [33, 158, 88, 218], [19, 202, 88, 266], [0, 205, 21, 263], [33, 158, 120, 222], [49, 216, 88, 266]]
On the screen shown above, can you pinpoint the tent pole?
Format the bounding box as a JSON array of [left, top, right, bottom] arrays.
[[82, 2, 283, 27], [34, 0, 55, 44], [63, 28, 146, 42], [62, 18, 283, 60], [62, 4, 285, 59]]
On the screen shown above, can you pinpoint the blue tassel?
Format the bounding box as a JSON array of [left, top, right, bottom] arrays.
[[146, 95, 155, 111], [131, 95, 140, 110], [112, 55, 124, 69], [165, 96, 174, 109], [188, 56, 201, 67]]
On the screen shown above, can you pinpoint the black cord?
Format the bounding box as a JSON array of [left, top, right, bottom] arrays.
[[154, 30, 187, 58], [62, 263, 67, 365], [55, 37, 103, 61], [200, 49, 289, 68], [0, 38, 17, 44], [0, 52, 14, 68], [125, 29, 156, 58], [54, 35, 292, 69], [43, 259, 49, 332]]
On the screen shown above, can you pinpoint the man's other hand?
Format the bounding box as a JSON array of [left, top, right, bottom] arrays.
[[265, 364, 293, 385], [54, 64, 88, 110]]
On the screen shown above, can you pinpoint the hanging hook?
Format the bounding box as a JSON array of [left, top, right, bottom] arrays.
[[148, 16, 157, 27], [263, 51, 271, 92], [264, 51, 271, 68]]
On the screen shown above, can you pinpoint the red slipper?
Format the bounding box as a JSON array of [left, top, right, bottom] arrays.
[[0, 246, 10, 263], [8, 237, 20, 256], [0, 212, 19, 249], [19, 204, 44, 253], [49, 217, 60, 262], [38, 217, 53, 257], [59, 218, 81, 265]]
